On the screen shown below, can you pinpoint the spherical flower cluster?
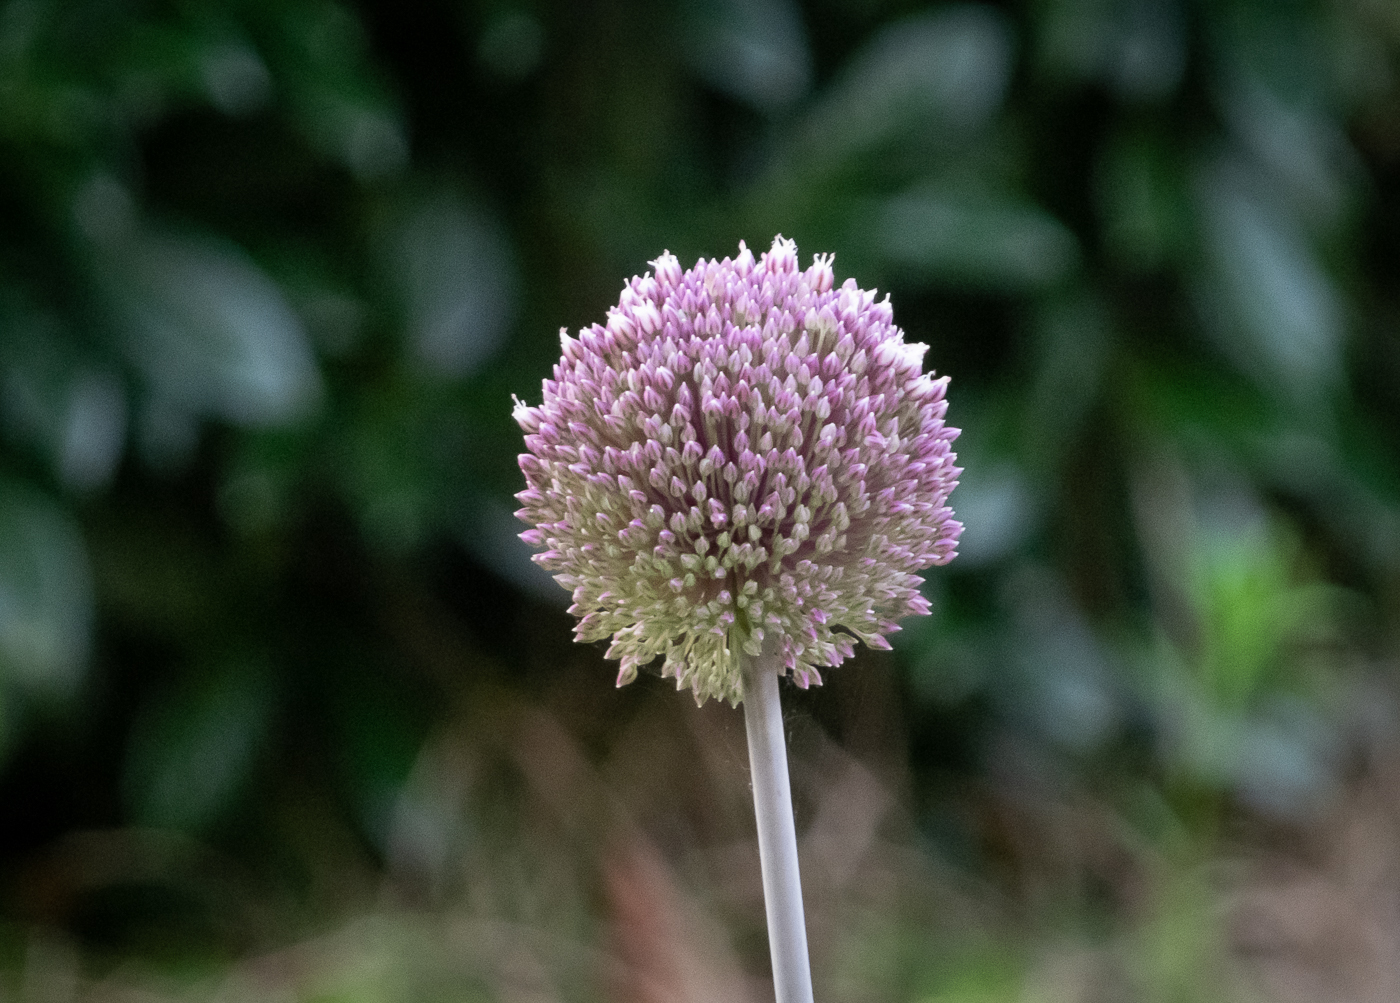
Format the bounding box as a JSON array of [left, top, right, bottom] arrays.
[[514, 236, 961, 705]]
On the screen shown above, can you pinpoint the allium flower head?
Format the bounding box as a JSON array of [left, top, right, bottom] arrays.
[[514, 237, 961, 705]]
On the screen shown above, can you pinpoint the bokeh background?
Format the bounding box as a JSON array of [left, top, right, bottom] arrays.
[[1, 0, 1399, 999]]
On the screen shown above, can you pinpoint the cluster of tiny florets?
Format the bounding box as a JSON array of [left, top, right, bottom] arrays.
[[514, 236, 961, 705]]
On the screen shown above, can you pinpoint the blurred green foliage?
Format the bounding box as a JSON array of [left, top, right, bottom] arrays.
[[0, 0, 1399, 998]]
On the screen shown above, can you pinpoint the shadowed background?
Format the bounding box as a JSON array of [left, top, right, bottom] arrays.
[[0, 0, 1399, 1000]]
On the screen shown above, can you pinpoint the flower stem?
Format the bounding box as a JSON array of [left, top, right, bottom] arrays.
[[742, 650, 815, 1003]]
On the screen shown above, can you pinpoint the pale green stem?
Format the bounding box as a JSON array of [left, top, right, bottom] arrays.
[[742, 649, 815, 1003]]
